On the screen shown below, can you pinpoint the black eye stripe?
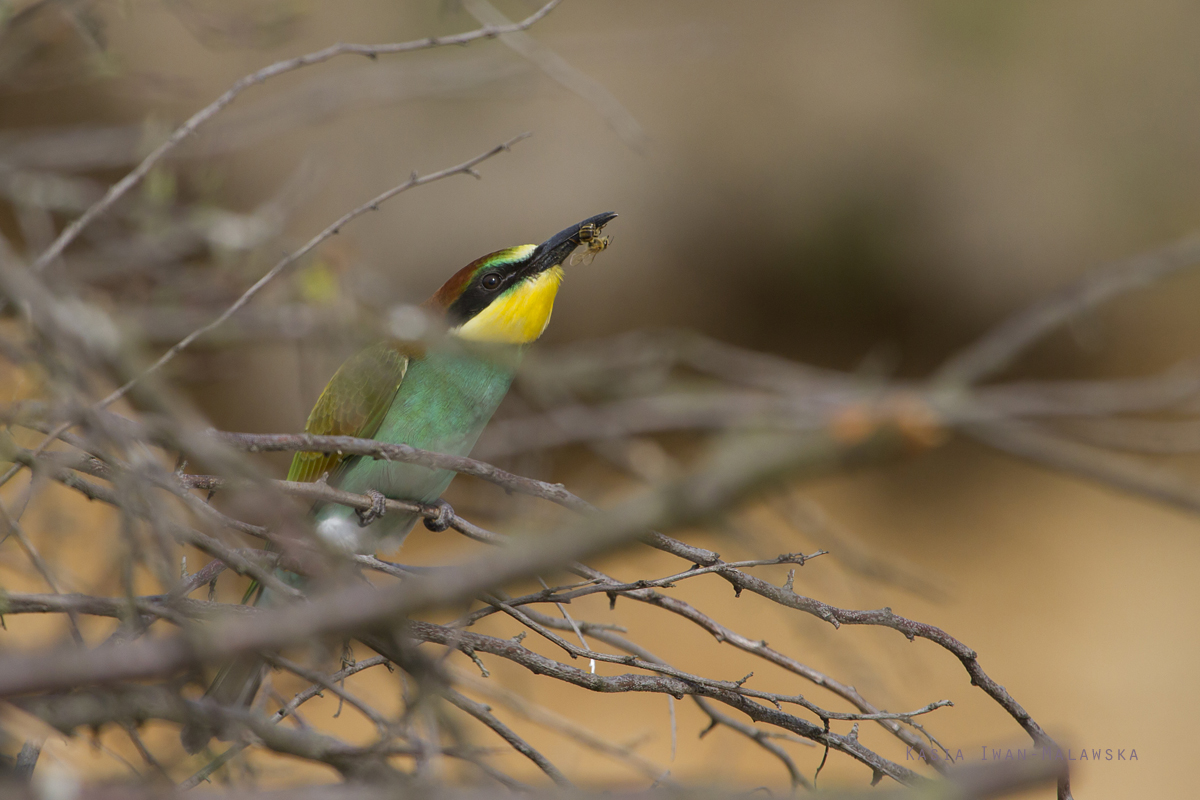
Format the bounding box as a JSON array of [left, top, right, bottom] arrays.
[[448, 248, 542, 326], [447, 262, 527, 325]]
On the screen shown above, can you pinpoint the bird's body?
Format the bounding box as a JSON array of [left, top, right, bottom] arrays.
[[309, 339, 520, 553], [181, 213, 617, 754]]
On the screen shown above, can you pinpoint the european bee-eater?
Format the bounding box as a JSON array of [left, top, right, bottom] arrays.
[[181, 212, 617, 753]]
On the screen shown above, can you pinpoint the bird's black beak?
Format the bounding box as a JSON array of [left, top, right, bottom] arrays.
[[526, 212, 617, 275]]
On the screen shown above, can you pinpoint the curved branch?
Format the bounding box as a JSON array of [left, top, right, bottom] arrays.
[[28, 1, 562, 273]]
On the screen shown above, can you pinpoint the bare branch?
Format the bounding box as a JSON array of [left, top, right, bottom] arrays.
[[462, 0, 646, 150], [28, 2, 562, 273], [98, 133, 530, 410], [936, 232, 1200, 385], [444, 689, 573, 787], [965, 418, 1200, 514], [405, 621, 926, 786]]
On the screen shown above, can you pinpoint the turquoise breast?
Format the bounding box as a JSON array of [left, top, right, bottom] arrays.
[[315, 344, 518, 554]]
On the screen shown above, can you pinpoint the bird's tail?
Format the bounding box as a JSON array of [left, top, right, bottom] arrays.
[[180, 651, 266, 754], [179, 578, 280, 754]]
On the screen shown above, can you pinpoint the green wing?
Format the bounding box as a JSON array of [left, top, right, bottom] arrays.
[[287, 341, 412, 484]]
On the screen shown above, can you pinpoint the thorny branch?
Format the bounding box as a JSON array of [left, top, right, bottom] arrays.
[[0, 403, 1071, 795], [0, 405, 1059, 793], [26, 0, 563, 274]]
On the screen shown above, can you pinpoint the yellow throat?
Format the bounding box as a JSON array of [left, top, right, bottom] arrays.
[[453, 263, 564, 345]]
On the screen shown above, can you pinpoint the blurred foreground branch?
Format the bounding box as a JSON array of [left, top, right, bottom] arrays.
[[26, 0, 563, 274]]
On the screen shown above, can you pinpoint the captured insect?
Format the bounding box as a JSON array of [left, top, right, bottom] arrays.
[[571, 222, 613, 266]]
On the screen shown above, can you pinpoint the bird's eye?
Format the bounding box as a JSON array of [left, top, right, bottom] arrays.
[[480, 272, 502, 291]]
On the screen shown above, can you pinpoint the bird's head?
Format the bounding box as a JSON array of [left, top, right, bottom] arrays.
[[425, 212, 616, 345]]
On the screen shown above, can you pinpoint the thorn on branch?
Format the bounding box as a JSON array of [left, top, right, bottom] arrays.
[[510, 631, 527, 645], [607, 591, 617, 610], [733, 585, 742, 598], [734, 672, 753, 688], [814, 719, 832, 786], [783, 569, 795, 593], [465, 647, 489, 678]]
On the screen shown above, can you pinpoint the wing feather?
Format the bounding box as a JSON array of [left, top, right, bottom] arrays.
[[287, 341, 412, 484]]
